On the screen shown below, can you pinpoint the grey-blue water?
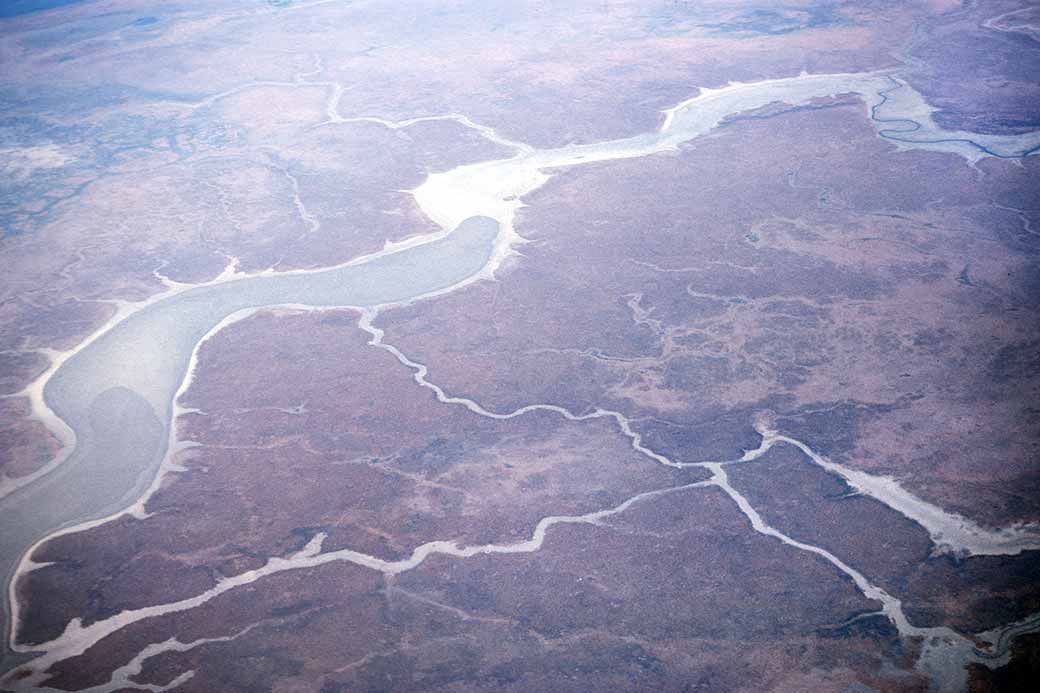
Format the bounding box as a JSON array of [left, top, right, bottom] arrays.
[[4, 66, 1040, 681], [0, 217, 497, 653], [0, 1, 89, 19]]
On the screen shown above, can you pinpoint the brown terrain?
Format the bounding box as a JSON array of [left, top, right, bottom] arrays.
[[379, 97, 1040, 527], [15, 309, 921, 692], [2, 0, 1039, 691]]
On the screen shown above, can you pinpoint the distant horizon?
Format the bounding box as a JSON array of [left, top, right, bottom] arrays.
[[0, 0, 88, 19]]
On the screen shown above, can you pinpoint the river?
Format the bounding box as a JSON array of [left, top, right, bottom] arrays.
[[3, 69, 1039, 689]]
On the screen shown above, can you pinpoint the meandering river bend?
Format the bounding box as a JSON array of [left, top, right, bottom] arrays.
[[3, 69, 1039, 689]]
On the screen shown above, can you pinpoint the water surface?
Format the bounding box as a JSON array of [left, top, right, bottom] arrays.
[[0, 217, 498, 647]]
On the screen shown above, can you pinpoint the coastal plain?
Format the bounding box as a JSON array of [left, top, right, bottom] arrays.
[[1, 1, 1039, 691]]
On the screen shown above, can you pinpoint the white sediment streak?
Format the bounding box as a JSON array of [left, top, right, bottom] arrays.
[[974, 610, 1040, 662], [323, 113, 533, 155], [2, 482, 708, 690], [279, 165, 320, 235], [125, 307, 264, 522], [0, 351, 75, 501], [869, 76, 1040, 161], [780, 435, 1040, 556], [713, 443, 1040, 691], [0, 294, 173, 503], [359, 311, 1040, 559], [336, 319, 1040, 691], [357, 309, 683, 470], [408, 68, 1040, 279], [722, 421, 1040, 557], [0, 208, 472, 503], [169, 66, 533, 158], [172, 80, 336, 112], [3, 308, 263, 652], [982, 6, 1040, 41], [20, 624, 259, 693], [708, 463, 927, 635], [409, 71, 907, 278], [706, 461, 996, 693], [13, 67, 1031, 503], [8, 67, 1040, 690]]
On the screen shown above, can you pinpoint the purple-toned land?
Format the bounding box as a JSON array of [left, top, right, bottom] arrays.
[[1, 1, 1038, 691]]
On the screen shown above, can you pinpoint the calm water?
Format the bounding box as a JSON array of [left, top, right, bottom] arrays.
[[5, 65, 1039, 666], [0, 217, 498, 647], [0, 1, 89, 19]]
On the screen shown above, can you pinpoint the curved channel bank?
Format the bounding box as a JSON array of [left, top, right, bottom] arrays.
[[0, 216, 499, 656], [3, 68, 1039, 685]]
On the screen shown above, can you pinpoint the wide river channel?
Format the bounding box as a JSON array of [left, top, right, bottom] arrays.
[[0, 217, 497, 652]]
